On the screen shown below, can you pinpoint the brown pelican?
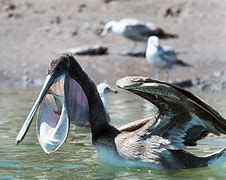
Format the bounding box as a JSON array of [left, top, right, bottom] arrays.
[[146, 36, 191, 82], [16, 54, 226, 169], [101, 18, 177, 52]]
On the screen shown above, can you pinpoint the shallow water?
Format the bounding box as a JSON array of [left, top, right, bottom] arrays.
[[0, 86, 226, 179]]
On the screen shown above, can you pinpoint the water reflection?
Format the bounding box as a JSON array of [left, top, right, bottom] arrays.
[[0, 86, 226, 179]]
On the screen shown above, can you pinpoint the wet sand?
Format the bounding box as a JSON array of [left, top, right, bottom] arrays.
[[0, 0, 226, 86]]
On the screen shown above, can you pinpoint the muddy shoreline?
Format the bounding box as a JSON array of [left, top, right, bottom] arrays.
[[0, 0, 226, 89]]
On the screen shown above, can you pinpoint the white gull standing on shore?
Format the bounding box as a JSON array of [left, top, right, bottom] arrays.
[[101, 18, 177, 52], [146, 36, 190, 82]]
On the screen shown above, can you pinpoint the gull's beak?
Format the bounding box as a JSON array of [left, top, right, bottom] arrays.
[[109, 87, 118, 94], [16, 69, 70, 154], [100, 28, 108, 37]]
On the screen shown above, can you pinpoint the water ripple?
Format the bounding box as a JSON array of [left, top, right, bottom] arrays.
[[0, 87, 226, 179]]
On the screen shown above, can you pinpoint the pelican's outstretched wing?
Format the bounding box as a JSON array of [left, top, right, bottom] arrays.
[[117, 76, 226, 149]]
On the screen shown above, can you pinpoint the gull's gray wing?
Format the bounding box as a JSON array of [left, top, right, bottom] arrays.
[[123, 24, 156, 41], [157, 46, 178, 63], [117, 76, 226, 149]]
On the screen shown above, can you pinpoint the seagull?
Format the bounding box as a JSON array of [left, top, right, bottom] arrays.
[[97, 82, 118, 113], [101, 18, 177, 52], [146, 36, 191, 82]]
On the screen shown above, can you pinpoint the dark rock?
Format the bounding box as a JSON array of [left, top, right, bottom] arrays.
[[5, 4, 16, 11], [50, 16, 61, 24], [56, 16, 61, 24], [164, 7, 181, 17], [71, 30, 78, 36], [120, 51, 145, 58], [78, 4, 86, 13], [58, 44, 108, 56], [104, 0, 114, 3], [173, 79, 194, 88], [172, 71, 226, 92], [7, 13, 22, 19]]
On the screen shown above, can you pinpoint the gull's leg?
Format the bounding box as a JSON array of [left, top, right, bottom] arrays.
[[164, 69, 170, 82], [155, 68, 160, 80], [130, 42, 137, 52], [120, 41, 137, 55]]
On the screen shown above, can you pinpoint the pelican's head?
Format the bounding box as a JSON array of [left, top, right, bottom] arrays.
[[16, 54, 91, 154], [116, 76, 184, 107], [101, 21, 117, 36], [147, 36, 159, 47]]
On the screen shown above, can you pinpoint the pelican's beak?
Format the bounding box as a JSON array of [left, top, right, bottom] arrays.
[[36, 73, 70, 154], [16, 68, 90, 154], [16, 70, 69, 153], [16, 67, 69, 154], [16, 70, 64, 142]]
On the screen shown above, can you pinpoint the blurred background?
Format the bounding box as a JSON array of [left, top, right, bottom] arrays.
[[0, 0, 226, 86], [1, 0, 226, 179]]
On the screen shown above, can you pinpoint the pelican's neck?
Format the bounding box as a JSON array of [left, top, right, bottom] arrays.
[[83, 76, 109, 131], [69, 66, 118, 138]]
